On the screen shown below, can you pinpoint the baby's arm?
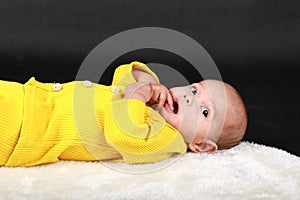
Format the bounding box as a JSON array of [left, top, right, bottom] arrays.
[[104, 63, 186, 164], [132, 68, 158, 83]]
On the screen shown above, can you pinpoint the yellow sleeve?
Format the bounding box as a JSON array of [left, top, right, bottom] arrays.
[[104, 99, 187, 164], [111, 61, 160, 86]]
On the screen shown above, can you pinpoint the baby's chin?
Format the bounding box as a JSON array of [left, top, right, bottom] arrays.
[[157, 107, 178, 129]]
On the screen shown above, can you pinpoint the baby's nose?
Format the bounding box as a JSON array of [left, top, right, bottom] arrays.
[[183, 94, 192, 105]]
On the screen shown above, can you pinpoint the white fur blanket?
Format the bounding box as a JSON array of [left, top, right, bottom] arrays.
[[0, 142, 299, 200]]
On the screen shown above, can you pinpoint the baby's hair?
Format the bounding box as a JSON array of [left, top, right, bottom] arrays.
[[216, 84, 248, 150]]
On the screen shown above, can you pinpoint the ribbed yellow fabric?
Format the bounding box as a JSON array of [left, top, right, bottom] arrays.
[[104, 99, 187, 164], [0, 80, 24, 165], [0, 61, 186, 167]]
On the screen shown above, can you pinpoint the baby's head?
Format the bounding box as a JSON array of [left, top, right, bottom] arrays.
[[159, 79, 247, 153]]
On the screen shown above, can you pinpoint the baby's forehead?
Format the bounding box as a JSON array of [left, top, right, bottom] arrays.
[[192, 80, 222, 93], [196, 80, 228, 93]]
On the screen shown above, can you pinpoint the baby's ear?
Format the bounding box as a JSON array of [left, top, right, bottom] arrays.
[[189, 140, 218, 153]]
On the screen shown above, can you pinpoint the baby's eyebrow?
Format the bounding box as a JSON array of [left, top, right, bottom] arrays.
[[200, 99, 215, 110], [193, 83, 202, 92]]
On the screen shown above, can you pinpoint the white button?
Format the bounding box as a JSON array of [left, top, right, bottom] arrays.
[[111, 86, 120, 93], [52, 83, 62, 91], [83, 80, 93, 88]]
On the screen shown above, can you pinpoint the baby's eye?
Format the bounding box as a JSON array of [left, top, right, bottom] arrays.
[[201, 107, 209, 117], [191, 87, 197, 95]]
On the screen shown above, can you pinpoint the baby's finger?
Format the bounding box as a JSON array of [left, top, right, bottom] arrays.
[[151, 90, 160, 103], [167, 91, 174, 110], [156, 93, 167, 111]]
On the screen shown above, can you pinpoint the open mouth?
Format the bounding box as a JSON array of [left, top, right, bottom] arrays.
[[172, 99, 179, 114], [169, 90, 179, 114]]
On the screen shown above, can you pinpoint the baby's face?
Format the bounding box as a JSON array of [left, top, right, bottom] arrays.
[[159, 80, 227, 144]]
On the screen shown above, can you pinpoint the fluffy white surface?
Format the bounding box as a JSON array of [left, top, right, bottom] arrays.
[[0, 142, 299, 200]]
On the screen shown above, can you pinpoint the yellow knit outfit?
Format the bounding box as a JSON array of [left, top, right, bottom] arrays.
[[0, 61, 187, 167]]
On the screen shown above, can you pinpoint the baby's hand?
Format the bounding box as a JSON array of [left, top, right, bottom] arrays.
[[148, 82, 174, 112], [123, 82, 173, 111]]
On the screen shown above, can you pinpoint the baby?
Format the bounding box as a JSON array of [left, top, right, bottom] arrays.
[[0, 61, 247, 167], [128, 63, 247, 153]]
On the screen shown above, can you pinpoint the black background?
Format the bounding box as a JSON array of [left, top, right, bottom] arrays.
[[0, 0, 299, 155]]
